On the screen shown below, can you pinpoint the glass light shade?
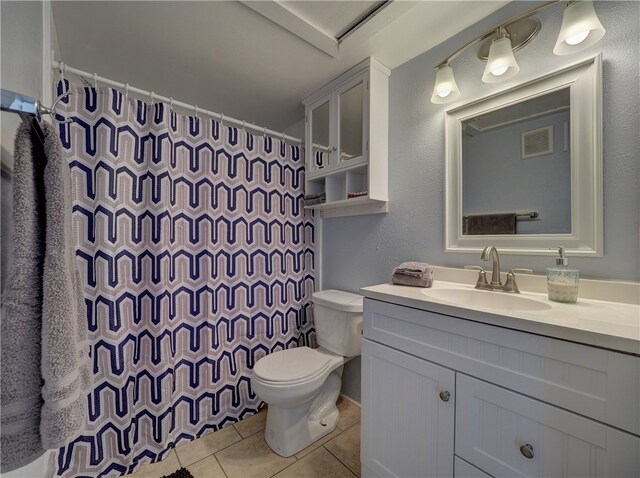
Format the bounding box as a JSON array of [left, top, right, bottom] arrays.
[[430, 64, 460, 104], [482, 36, 520, 83], [554, 1, 606, 55]]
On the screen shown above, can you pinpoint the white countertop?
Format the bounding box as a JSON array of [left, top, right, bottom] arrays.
[[360, 280, 640, 355]]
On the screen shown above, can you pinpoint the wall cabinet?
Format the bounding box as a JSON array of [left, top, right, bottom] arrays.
[[361, 299, 640, 478], [303, 58, 389, 218]]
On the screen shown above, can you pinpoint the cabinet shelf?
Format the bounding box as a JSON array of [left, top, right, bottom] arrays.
[[304, 196, 388, 218]]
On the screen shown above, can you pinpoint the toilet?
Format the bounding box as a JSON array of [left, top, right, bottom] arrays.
[[251, 289, 364, 457]]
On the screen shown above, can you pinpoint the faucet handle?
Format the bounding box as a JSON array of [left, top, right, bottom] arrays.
[[464, 265, 489, 289], [510, 268, 534, 275], [504, 268, 534, 293]]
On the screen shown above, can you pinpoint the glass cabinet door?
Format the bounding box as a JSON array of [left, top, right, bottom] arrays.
[[309, 99, 331, 175], [337, 79, 365, 169]]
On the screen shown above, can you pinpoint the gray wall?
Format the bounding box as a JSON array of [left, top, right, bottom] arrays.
[[1, 0, 45, 289], [324, 1, 639, 402], [463, 111, 571, 234]]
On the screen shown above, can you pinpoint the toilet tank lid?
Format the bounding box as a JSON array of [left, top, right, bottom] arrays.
[[312, 289, 363, 312]]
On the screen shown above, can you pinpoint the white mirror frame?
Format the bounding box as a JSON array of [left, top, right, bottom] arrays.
[[445, 54, 602, 256]]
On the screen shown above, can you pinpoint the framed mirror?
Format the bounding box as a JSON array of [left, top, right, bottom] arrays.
[[445, 55, 602, 256]]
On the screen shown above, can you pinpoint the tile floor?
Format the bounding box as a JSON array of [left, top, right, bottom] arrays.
[[129, 396, 361, 478]]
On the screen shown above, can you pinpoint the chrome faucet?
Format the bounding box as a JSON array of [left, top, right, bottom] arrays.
[[467, 246, 533, 293], [481, 246, 502, 288]]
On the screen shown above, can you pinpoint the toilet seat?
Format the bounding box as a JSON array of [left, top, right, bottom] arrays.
[[253, 347, 343, 385]]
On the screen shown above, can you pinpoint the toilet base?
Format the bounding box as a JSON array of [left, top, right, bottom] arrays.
[[263, 370, 342, 457]]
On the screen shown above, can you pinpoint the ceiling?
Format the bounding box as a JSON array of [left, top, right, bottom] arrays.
[[52, 1, 508, 133]]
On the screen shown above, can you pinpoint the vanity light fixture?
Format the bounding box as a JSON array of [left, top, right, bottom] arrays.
[[554, 1, 606, 55], [430, 0, 606, 104], [482, 29, 520, 83], [430, 64, 461, 104]]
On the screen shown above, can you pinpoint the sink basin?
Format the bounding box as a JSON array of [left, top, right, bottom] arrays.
[[421, 288, 552, 312]]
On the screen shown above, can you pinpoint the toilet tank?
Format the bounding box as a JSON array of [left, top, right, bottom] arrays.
[[311, 290, 363, 357]]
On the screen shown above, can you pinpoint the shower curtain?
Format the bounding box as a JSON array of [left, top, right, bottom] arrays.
[[50, 81, 315, 477]]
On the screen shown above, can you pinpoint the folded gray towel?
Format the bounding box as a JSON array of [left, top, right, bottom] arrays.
[[393, 262, 433, 278], [1, 122, 92, 472], [392, 272, 434, 288]]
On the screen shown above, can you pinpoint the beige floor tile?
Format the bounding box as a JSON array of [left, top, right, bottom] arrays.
[[215, 430, 296, 478], [336, 396, 361, 431], [295, 428, 342, 459], [186, 454, 227, 478], [128, 449, 181, 478], [324, 424, 361, 477], [274, 447, 357, 478], [175, 425, 242, 467], [233, 407, 268, 438]]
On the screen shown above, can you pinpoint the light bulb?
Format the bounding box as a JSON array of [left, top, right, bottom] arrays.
[[437, 87, 452, 98], [565, 30, 589, 45], [491, 65, 509, 76], [482, 36, 519, 83], [554, 1, 606, 55], [430, 64, 460, 104]]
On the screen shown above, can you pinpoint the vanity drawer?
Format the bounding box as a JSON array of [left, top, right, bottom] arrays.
[[364, 299, 640, 435], [455, 374, 640, 478]]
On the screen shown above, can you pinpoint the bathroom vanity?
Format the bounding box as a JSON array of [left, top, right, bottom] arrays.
[[359, 279, 640, 478]]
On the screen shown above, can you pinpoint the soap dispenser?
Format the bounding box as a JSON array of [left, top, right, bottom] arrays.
[[547, 247, 579, 303]]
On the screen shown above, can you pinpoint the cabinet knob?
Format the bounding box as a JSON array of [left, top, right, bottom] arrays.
[[519, 444, 534, 459], [439, 390, 450, 402]]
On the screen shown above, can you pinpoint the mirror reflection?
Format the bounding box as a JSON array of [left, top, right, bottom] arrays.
[[339, 82, 363, 162], [462, 88, 571, 235], [311, 100, 330, 172]]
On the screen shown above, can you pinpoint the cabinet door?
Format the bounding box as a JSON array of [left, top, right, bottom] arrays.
[[307, 95, 332, 177], [456, 374, 640, 478], [335, 73, 368, 170], [454, 457, 492, 478], [361, 339, 455, 478]]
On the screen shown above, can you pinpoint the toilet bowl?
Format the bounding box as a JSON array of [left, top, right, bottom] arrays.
[[251, 289, 363, 457]]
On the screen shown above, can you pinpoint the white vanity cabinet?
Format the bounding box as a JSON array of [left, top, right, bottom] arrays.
[[361, 339, 455, 478], [361, 298, 640, 478], [303, 57, 389, 218]]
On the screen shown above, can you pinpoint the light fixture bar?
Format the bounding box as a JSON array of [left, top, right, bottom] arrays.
[[434, 0, 559, 68]]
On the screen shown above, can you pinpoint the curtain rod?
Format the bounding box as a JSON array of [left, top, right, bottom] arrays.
[[51, 61, 303, 144]]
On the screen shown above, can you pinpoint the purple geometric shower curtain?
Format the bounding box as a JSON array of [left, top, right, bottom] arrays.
[[50, 81, 315, 477]]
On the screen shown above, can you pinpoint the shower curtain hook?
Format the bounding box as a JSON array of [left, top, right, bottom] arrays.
[[150, 91, 155, 105], [169, 97, 174, 109], [124, 83, 129, 100], [281, 131, 285, 142], [220, 113, 224, 126], [242, 120, 246, 132], [59, 62, 65, 83], [263, 126, 267, 138], [93, 73, 98, 89], [194, 105, 199, 118]]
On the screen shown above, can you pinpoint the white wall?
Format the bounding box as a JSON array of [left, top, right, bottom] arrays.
[[322, 1, 639, 402], [1, 1, 52, 476]]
